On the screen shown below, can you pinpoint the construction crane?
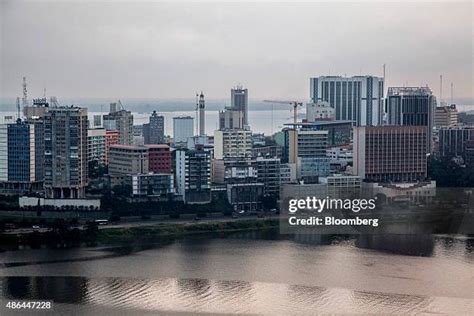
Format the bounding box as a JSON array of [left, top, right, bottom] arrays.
[[263, 100, 304, 182], [263, 100, 303, 125]]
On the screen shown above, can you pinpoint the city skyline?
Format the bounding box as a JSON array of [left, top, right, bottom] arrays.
[[1, 1, 472, 100]]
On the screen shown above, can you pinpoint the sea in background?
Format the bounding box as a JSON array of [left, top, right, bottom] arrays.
[[1, 98, 473, 136]]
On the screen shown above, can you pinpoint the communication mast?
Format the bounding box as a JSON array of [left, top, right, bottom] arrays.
[[16, 97, 21, 121], [22, 77, 28, 108]]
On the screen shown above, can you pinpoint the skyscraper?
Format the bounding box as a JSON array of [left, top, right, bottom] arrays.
[[214, 129, 253, 160], [438, 126, 474, 158], [44, 106, 88, 199], [231, 86, 249, 126], [143, 111, 165, 144], [173, 116, 194, 145], [353, 126, 428, 182], [103, 101, 134, 145], [386, 87, 436, 152], [175, 146, 211, 204], [309, 76, 384, 126]]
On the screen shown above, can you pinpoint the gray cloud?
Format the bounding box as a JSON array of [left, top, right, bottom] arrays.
[[1, 1, 472, 101]]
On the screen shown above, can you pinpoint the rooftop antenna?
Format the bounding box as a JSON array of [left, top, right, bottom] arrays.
[[450, 82, 454, 105], [383, 64, 386, 96], [195, 92, 199, 136], [439, 74, 443, 105], [22, 77, 28, 108], [16, 97, 21, 121], [43, 87, 46, 99]]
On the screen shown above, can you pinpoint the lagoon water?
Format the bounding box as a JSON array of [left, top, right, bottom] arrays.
[[1, 233, 473, 315]]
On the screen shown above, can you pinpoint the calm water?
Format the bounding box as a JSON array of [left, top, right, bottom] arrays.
[[0, 233, 473, 315]]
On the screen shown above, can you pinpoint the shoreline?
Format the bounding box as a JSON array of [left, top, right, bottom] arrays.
[[0, 218, 280, 251]]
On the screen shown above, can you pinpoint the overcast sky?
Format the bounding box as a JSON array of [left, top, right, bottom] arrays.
[[1, 1, 472, 101]]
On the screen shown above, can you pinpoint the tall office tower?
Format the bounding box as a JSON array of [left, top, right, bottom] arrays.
[[255, 157, 281, 197], [214, 129, 253, 159], [438, 126, 474, 158], [93, 115, 102, 127], [231, 86, 249, 126], [434, 104, 458, 128], [218, 109, 244, 130], [386, 87, 436, 153], [143, 111, 165, 144], [3, 121, 38, 183], [108, 144, 149, 186], [26, 117, 45, 182], [0, 124, 7, 181], [105, 130, 120, 165], [145, 144, 172, 173], [284, 130, 328, 163], [103, 101, 134, 145], [284, 129, 330, 181], [198, 92, 206, 136], [44, 106, 88, 199], [87, 128, 106, 167], [175, 145, 211, 204], [309, 76, 384, 126], [173, 116, 194, 145], [353, 126, 428, 182]]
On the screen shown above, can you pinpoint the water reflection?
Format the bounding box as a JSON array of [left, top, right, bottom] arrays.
[[2, 276, 472, 314], [0, 234, 472, 314], [356, 234, 434, 256]]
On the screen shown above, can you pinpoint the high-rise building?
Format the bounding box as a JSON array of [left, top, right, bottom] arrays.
[[175, 146, 211, 204], [434, 104, 458, 128], [143, 111, 165, 144], [93, 115, 102, 127], [103, 101, 134, 145], [145, 144, 171, 174], [353, 126, 428, 182], [386, 87, 436, 152], [284, 129, 328, 164], [309, 76, 384, 126], [256, 157, 281, 197], [231, 86, 248, 126], [173, 116, 194, 145], [105, 130, 120, 165], [0, 120, 45, 194], [218, 109, 244, 130], [214, 129, 253, 160], [283, 129, 330, 182], [87, 128, 106, 167], [108, 144, 149, 186], [44, 106, 88, 199], [5, 121, 37, 182], [438, 126, 474, 158], [0, 124, 8, 182]]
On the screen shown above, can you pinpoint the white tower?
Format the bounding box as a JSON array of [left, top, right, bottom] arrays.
[[198, 92, 205, 136]]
